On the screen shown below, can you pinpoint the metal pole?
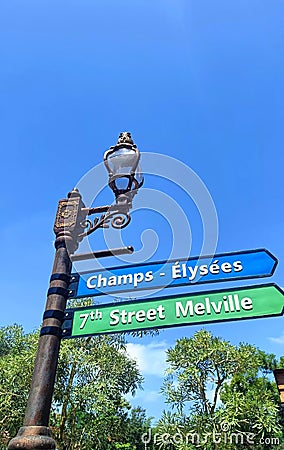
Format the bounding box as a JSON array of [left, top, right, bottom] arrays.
[[8, 189, 85, 450]]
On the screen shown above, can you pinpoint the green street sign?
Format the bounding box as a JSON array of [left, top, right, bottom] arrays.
[[62, 284, 284, 338]]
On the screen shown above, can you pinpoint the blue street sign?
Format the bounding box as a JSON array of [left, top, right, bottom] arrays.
[[68, 248, 277, 299]]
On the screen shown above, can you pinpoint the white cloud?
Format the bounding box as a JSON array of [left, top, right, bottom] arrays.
[[269, 331, 284, 344], [126, 389, 162, 404], [126, 341, 168, 377]]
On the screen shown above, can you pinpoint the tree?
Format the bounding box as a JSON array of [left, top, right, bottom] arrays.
[[0, 325, 38, 445], [124, 406, 153, 450], [158, 330, 284, 449], [51, 333, 143, 450], [0, 324, 145, 450]]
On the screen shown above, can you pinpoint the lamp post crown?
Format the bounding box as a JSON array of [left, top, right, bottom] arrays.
[[116, 131, 134, 146]]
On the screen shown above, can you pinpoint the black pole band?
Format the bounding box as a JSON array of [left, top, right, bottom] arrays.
[[43, 310, 65, 322], [50, 273, 71, 283], [40, 326, 62, 337], [47, 287, 69, 297]]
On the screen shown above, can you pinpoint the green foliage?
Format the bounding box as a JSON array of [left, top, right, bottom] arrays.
[[0, 323, 150, 450], [162, 329, 259, 415], [51, 333, 143, 450], [158, 330, 284, 450], [124, 406, 153, 450], [3, 323, 283, 450], [0, 325, 38, 445]]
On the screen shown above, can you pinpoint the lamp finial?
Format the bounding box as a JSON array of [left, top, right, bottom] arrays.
[[116, 131, 134, 146]]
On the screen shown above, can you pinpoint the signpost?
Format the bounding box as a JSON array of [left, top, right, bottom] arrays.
[[69, 249, 277, 298], [62, 283, 284, 338]]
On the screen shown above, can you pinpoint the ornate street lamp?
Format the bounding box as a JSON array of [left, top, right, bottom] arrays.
[[8, 132, 143, 450], [65, 132, 144, 249], [104, 131, 144, 205]]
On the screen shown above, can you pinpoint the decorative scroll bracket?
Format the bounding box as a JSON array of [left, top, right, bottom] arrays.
[[78, 204, 131, 238]]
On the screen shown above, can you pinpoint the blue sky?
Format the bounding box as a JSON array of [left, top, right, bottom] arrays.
[[1, 0, 284, 420]]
